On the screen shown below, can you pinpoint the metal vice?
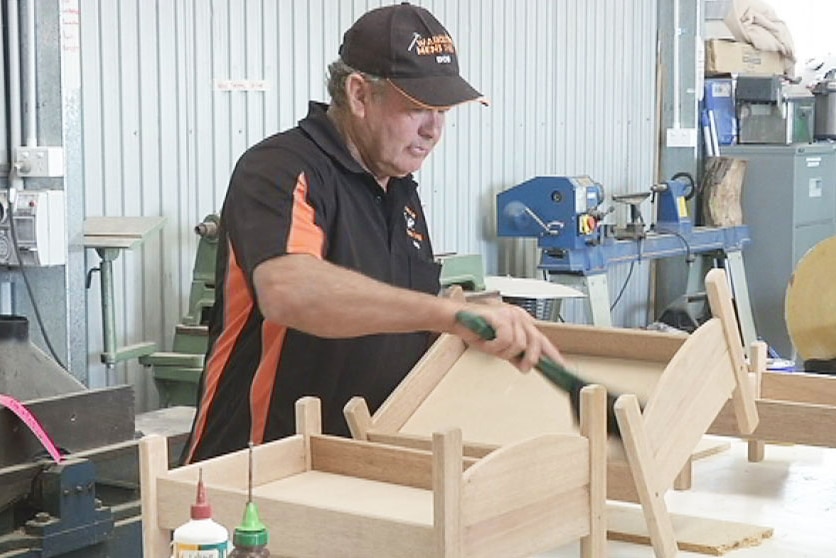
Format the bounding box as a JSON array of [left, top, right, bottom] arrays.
[[1, 458, 115, 557]]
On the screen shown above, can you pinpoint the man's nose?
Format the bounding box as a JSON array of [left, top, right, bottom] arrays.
[[419, 111, 445, 139]]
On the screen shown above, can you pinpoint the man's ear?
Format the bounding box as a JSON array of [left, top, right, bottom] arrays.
[[345, 73, 371, 117]]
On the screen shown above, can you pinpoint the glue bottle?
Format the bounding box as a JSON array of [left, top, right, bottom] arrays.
[[172, 468, 230, 557], [230, 443, 270, 557]]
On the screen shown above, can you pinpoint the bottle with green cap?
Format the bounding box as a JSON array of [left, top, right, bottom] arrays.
[[229, 442, 270, 557]]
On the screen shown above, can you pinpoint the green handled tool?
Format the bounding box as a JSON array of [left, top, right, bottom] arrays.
[[455, 310, 622, 437]]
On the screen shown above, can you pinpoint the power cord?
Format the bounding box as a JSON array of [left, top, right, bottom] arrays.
[[610, 260, 636, 312], [5, 189, 67, 370], [654, 227, 694, 263]]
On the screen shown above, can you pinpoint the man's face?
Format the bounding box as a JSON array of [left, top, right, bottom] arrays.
[[354, 80, 447, 180]]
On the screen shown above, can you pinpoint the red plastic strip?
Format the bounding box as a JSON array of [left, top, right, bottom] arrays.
[[0, 393, 63, 463]]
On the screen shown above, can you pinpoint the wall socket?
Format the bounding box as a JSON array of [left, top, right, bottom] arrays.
[[666, 128, 698, 148], [13, 146, 65, 177]]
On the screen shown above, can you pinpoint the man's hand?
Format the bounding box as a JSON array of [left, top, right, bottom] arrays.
[[449, 303, 565, 372]]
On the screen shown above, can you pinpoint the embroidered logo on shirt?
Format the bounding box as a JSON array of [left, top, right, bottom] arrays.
[[404, 206, 424, 250]]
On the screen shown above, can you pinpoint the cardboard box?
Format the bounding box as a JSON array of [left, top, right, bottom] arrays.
[[705, 39, 785, 76]]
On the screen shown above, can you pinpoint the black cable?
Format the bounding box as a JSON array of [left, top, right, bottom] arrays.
[[655, 227, 693, 263], [610, 260, 636, 311], [6, 198, 68, 370]]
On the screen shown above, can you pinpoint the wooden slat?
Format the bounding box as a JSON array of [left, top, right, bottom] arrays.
[[614, 394, 679, 558], [367, 430, 497, 459], [538, 321, 687, 362], [705, 268, 759, 433], [165, 435, 307, 487], [761, 371, 836, 405], [709, 398, 836, 447], [309, 434, 477, 490]]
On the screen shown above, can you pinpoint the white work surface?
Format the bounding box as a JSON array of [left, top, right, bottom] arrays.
[[538, 440, 836, 557], [483, 275, 585, 299]]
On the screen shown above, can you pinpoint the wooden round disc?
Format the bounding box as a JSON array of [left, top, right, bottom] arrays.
[[785, 236, 836, 360]]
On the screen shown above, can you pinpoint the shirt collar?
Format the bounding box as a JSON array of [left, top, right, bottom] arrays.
[[299, 101, 418, 195], [299, 102, 366, 174]]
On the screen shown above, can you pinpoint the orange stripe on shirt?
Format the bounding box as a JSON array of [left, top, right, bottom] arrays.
[[287, 172, 325, 257], [185, 243, 252, 463], [249, 321, 286, 444]]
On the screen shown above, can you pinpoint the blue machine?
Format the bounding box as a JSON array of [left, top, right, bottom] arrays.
[[495, 174, 758, 352], [497, 175, 750, 275], [497, 176, 608, 251]]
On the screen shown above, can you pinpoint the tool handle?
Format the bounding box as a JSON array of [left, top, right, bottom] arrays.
[[455, 310, 580, 394], [455, 310, 498, 341]]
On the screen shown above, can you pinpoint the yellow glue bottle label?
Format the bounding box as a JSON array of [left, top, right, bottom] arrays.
[[173, 542, 228, 558]]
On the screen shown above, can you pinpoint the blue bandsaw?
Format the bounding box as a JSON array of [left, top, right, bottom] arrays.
[[496, 175, 750, 275]]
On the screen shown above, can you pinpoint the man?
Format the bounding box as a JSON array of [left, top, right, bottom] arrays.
[[183, 2, 564, 463]]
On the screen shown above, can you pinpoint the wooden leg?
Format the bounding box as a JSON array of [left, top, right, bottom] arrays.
[[672, 458, 693, 491], [747, 342, 767, 463], [343, 396, 372, 440], [433, 429, 463, 558], [615, 394, 679, 558], [748, 440, 765, 462], [139, 434, 171, 558], [580, 385, 607, 558]]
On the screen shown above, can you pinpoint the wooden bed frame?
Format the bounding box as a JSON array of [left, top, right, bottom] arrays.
[[710, 358, 836, 458], [140, 391, 608, 558], [344, 269, 759, 558]]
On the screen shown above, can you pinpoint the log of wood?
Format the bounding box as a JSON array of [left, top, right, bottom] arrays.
[[701, 156, 747, 227]]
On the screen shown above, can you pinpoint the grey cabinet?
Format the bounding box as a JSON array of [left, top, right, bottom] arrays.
[[720, 143, 836, 359]]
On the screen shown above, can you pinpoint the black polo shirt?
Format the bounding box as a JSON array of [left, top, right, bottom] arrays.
[[184, 102, 441, 463]]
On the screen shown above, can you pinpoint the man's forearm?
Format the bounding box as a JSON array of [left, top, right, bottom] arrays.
[[253, 254, 459, 338]]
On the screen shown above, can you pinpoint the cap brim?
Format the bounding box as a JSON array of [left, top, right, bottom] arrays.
[[388, 76, 489, 110]]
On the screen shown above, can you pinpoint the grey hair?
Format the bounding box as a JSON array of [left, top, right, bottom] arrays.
[[326, 58, 386, 109]]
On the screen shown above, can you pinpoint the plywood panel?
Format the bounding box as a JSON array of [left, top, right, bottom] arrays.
[[399, 348, 664, 444]]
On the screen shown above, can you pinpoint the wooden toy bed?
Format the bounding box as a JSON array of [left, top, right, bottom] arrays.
[[344, 269, 759, 558], [710, 360, 836, 459], [140, 390, 608, 558], [708, 233, 836, 458]]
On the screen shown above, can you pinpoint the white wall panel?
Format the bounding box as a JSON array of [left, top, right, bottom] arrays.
[[74, 0, 657, 411]]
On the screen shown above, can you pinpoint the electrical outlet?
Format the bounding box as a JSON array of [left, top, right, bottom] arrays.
[[13, 146, 65, 177], [666, 128, 698, 148]]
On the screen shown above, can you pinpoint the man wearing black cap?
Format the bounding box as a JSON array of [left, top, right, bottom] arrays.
[[183, 3, 564, 463]]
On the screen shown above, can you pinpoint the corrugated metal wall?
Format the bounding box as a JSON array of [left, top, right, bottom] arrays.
[[73, 0, 658, 411]]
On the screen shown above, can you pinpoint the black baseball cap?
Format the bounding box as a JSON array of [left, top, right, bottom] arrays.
[[339, 2, 488, 109]]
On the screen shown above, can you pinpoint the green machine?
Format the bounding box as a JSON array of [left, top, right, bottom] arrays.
[[140, 215, 219, 407], [436, 253, 486, 291]]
